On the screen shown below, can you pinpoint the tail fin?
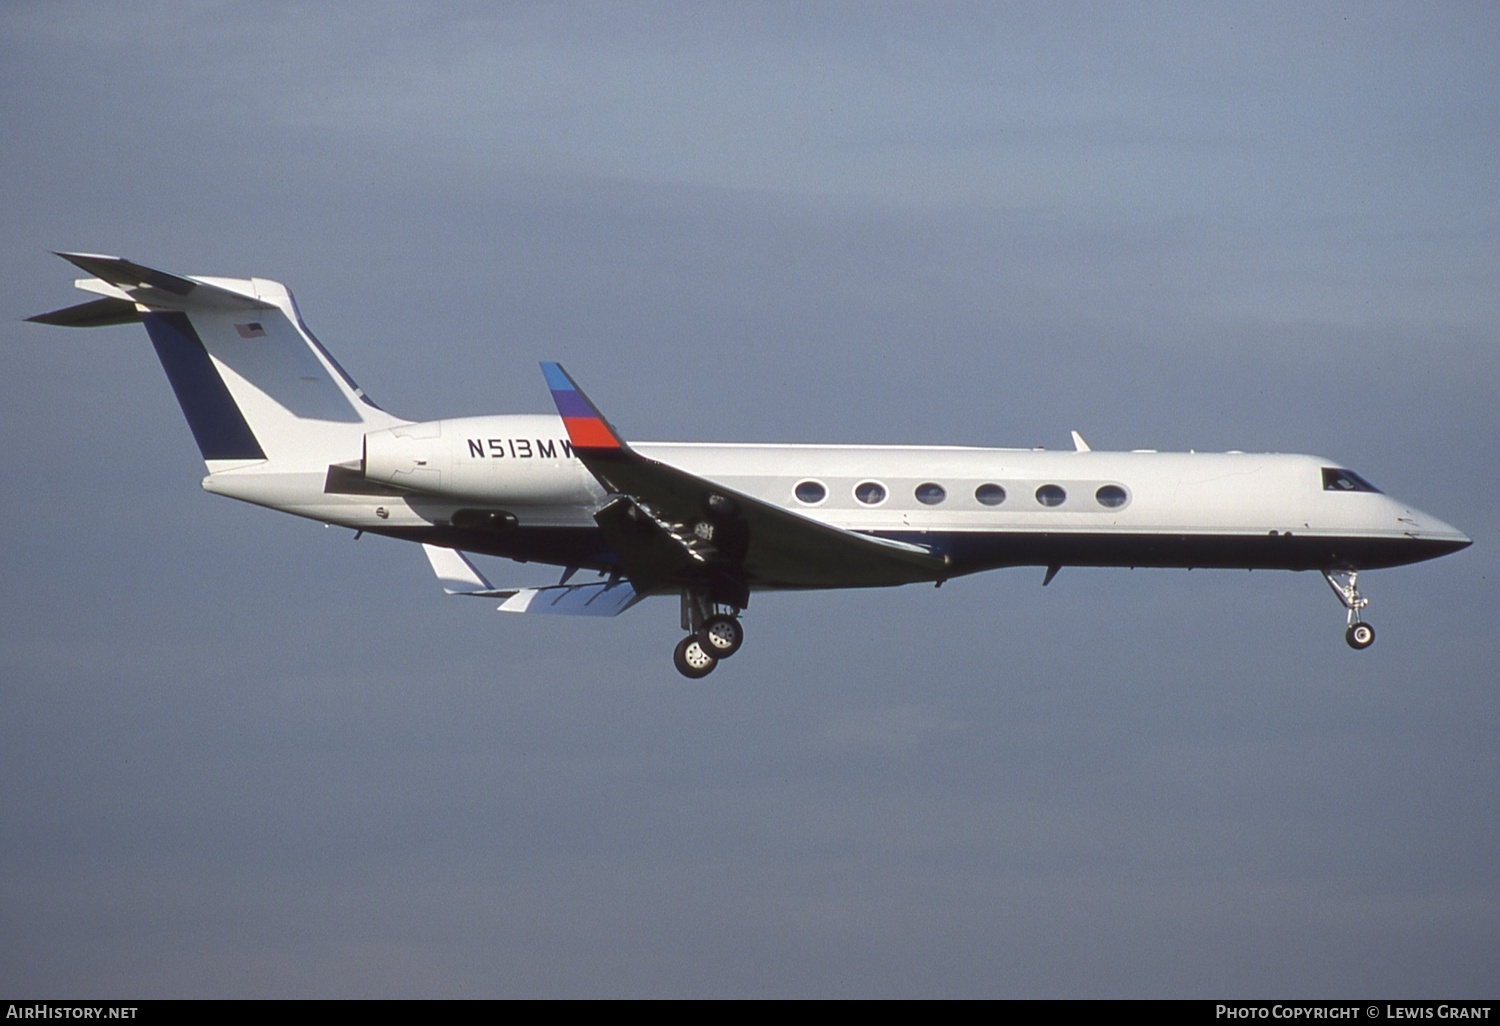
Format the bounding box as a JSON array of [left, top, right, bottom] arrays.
[[30, 253, 403, 471]]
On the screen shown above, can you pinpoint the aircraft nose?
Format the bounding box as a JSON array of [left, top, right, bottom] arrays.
[[1430, 531, 1473, 556], [1399, 506, 1472, 555]]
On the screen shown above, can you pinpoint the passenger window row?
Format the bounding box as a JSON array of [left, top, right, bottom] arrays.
[[793, 480, 1130, 509]]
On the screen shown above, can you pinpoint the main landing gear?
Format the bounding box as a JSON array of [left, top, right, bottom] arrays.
[[1323, 569, 1375, 650], [673, 635, 719, 679], [672, 590, 745, 678]]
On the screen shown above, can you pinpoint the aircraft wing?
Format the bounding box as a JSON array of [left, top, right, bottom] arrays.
[[422, 544, 640, 616], [540, 363, 950, 594]]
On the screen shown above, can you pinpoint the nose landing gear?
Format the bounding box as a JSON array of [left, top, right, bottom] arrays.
[[1323, 570, 1375, 650], [1345, 621, 1375, 649]]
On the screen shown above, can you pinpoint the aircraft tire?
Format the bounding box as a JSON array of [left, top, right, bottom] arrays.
[[1345, 623, 1375, 650], [699, 615, 744, 659], [673, 636, 718, 678]]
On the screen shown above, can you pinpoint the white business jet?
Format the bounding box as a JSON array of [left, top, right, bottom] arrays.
[[32, 254, 1471, 677]]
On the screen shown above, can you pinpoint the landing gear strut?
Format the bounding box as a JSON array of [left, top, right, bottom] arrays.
[[673, 588, 745, 678], [1323, 570, 1375, 650]]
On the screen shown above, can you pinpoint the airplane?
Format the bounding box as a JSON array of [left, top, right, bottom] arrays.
[[31, 253, 1472, 678]]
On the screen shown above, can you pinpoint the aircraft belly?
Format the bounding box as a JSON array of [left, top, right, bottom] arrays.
[[375, 523, 617, 568], [376, 522, 1466, 589], [887, 528, 1468, 573]]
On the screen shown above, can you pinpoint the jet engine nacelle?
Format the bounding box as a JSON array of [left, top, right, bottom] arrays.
[[363, 415, 599, 504]]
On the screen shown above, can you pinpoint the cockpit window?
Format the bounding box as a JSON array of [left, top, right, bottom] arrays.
[[1322, 468, 1382, 493]]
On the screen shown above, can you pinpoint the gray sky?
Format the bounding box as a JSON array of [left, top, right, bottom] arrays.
[[3, 1, 1496, 998]]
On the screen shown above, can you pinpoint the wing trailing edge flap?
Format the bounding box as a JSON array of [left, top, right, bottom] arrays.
[[421, 544, 640, 617], [540, 361, 950, 590]]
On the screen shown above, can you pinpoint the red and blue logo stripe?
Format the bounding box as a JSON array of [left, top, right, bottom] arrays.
[[541, 362, 623, 451]]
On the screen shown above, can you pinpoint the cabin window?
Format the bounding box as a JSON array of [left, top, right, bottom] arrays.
[[915, 482, 946, 505], [794, 480, 827, 505], [975, 483, 1007, 506], [1095, 484, 1128, 508], [854, 481, 888, 505], [1036, 484, 1067, 507], [1322, 468, 1382, 493]]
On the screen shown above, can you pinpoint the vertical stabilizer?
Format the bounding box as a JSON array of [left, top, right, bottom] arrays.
[[30, 253, 405, 472]]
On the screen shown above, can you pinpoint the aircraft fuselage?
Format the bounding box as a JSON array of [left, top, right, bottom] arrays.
[[207, 412, 1469, 586]]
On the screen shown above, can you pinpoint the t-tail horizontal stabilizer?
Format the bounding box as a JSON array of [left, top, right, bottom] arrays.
[[29, 252, 277, 326], [420, 544, 640, 616]]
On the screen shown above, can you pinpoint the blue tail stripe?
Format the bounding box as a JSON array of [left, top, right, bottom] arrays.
[[141, 312, 266, 461], [540, 362, 573, 392]]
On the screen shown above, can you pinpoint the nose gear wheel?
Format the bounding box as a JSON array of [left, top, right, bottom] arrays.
[[1323, 570, 1375, 650], [1345, 622, 1375, 649]]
